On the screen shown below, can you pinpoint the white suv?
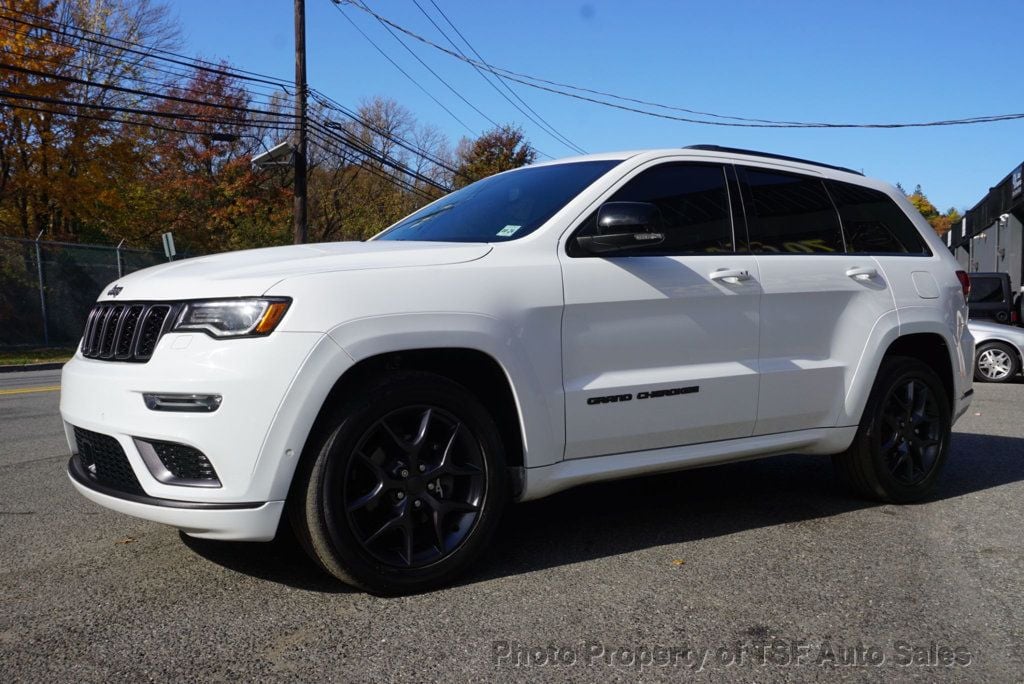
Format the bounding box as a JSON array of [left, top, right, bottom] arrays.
[[61, 146, 975, 593]]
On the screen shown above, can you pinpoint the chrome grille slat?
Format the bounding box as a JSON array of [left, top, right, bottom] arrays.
[[80, 302, 177, 363]]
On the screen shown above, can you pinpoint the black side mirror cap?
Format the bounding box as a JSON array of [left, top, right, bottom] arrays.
[[576, 201, 666, 255], [596, 201, 663, 234]]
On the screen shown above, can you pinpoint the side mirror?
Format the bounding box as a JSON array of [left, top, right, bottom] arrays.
[[575, 202, 665, 255]]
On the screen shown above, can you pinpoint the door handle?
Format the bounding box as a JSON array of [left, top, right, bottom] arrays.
[[710, 268, 753, 283], [845, 266, 877, 281]]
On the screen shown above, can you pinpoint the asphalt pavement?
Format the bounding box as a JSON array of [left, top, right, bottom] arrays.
[[1, 369, 1022, 682]]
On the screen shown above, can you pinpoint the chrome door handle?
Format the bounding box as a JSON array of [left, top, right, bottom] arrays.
[[845, 266, 877, 281], [710, 268, 753, 283]]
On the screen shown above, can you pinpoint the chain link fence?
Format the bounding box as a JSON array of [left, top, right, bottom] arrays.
[[0, 236, 170, 348]]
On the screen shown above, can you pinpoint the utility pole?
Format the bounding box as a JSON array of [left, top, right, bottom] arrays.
[[293, 0, 308, 244]]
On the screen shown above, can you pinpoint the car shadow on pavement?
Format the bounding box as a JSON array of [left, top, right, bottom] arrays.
[[179, 526, 355, 594], [466, 430, 1024, 586], [179, 431, 1024, 594]]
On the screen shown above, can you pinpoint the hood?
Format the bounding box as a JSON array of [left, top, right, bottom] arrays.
[[98, 241, 492, 302]]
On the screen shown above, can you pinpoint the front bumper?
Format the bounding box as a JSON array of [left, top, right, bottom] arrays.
[[60, 329, 352, 540], [67, 454, 284, 540]]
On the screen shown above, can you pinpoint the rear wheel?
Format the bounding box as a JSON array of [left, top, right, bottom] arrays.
[[974, 341, 1019, 383], [290, 371, 507, 594], [833, 357, 951, 503]]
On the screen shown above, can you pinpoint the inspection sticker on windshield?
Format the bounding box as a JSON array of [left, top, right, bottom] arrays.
[[497, 224, 521, 237]]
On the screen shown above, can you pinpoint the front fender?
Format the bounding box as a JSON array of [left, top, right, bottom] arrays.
[[327, 312, 564, 468]]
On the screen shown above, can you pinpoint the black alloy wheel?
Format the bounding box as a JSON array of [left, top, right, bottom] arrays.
[[876, 377, 943, 487], [342, 405, 487, 568]]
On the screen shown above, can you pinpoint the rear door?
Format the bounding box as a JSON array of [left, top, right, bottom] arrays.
[[559, 161, 761, 458], [736, 165, 896, 435]]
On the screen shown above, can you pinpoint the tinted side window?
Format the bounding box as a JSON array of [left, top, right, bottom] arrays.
[[968, 277, 1006, 304], [825, 180, 929, 255], [740, 168, 843, 254], [574, 163, 733, 255]]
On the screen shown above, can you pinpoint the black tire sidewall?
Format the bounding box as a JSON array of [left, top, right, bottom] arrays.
[[308, 373, 506, 594]]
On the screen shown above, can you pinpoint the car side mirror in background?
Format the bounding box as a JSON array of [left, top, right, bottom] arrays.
[[575, 201, 665, 255]]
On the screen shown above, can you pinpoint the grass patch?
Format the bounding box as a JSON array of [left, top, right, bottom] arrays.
[[0, 347, 75, 366]]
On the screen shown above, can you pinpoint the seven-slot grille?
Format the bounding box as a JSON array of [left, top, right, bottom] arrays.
[[80, 302, 178, 362]]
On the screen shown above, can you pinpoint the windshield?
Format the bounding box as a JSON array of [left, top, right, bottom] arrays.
[[376, 160, 620, 242]]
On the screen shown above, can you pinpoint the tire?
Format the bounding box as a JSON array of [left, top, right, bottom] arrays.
[[974, 341, 1020, 383], [289, 371, 507, 595], [832, 356, 951, 503]]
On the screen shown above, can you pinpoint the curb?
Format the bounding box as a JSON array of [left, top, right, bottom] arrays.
[[0, 362, 66, 374]]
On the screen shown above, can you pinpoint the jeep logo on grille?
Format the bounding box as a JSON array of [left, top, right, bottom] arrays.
[[107, 285, 123, 297]]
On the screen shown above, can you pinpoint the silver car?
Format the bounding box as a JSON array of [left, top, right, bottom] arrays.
[[969, 320, 1024, 383]]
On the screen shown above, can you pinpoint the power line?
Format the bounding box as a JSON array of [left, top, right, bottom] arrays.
[[0, 61, 296, 123], [328, 3, 475, 135], [357, 0, 502, 131], [0, 7, 443, 205], [342, 0, 555, 158], [6, 21, 456, 181], [308, 90, 464, 180], [310, 125, 448, 197], [0, 89, 294, 131], [416, 0, 585, 155], [307, 127, 438, 200], [0, 28, 292, 108], [345, 1, 1024, 130], [0, 100, 282, 140], [0, 7, 294, 88], [309, 117, 450, 191]]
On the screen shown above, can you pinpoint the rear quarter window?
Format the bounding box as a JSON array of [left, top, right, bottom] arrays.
[[824, 180, 931, 255]]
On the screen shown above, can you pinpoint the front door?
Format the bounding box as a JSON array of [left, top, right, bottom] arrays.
[[560, 161, 761, 459]]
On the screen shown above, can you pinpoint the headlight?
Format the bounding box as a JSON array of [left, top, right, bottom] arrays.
[[172, 298, 290, 338]]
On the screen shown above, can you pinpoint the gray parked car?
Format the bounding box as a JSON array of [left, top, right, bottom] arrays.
[[968, 320, 1024, 383]]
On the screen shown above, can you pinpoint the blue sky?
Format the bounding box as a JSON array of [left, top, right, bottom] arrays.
[[173, 0, 1024, 211]]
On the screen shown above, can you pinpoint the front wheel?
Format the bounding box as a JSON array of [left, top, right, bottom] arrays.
[[974, 341, 1019, 383], [290, 371, 507, 594], [833, 357, 951, 503]]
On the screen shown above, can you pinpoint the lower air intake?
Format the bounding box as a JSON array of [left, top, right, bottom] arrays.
[[73, 427, 145, 495]]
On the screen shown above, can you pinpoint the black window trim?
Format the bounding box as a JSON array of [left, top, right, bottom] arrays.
[[566, 160, 739, 258]]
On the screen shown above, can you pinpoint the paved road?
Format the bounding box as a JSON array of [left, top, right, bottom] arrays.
[[1, 372, 1022, 682]]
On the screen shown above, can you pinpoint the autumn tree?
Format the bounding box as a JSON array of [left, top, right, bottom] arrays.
[[452, 125, 536, 189], [0, 0, 180, 242], [308, 96, 452, 242], [131, 68, 292, 253], [0, 3, 468, 252], [904, 184, 962, 236]]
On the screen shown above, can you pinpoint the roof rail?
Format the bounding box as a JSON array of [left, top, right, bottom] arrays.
[[683, 144, 864, 176]]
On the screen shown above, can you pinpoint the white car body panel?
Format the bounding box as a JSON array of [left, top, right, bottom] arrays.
[[60, 147, 973, 541]]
